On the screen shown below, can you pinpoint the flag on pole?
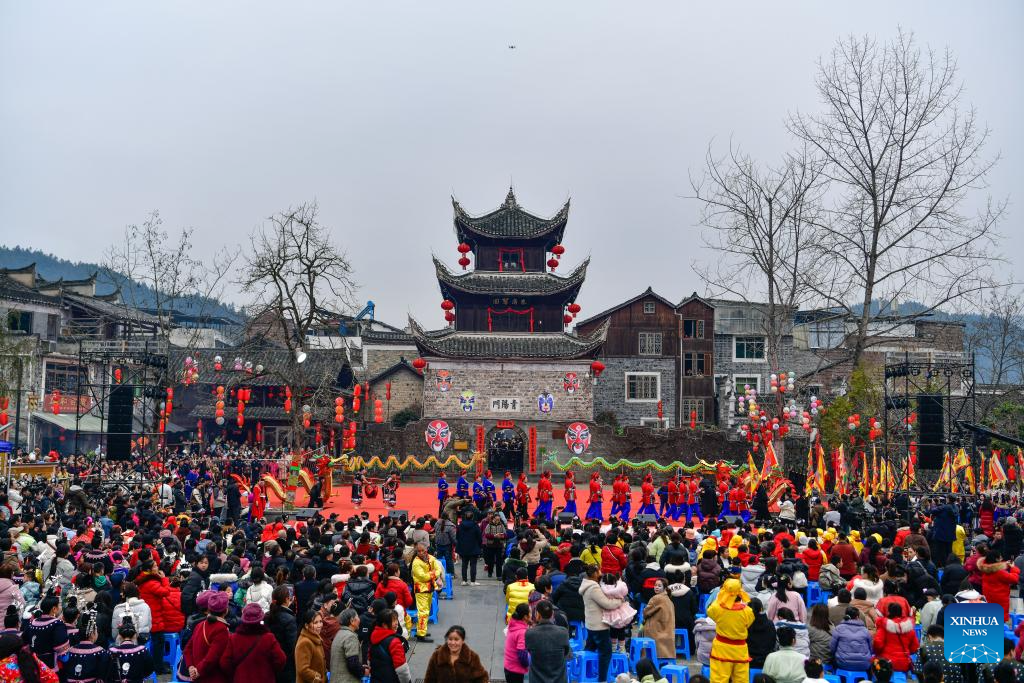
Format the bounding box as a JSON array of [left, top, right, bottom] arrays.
[[836, 446, 848, 495], [871, 446, 879, 495], [761, 440, 779, 481], [816, 443, 827, 494], [805, 445, 815, 496], [965, 462, 977, 494], [861, 450, 869, 496], [906, 443, 916, 490], [979, 450, 988, 491], [747, 451, 761, 495], [933, 452, 952, 492], [952, 448, 970, 473], [886, 460, 896, 492], [989, 451, 1009, 487]]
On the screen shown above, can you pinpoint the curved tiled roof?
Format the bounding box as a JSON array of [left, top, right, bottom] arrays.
[[433, 256, 588, 298], [452, 188, 570, 241], [408, 316, 608, 360]]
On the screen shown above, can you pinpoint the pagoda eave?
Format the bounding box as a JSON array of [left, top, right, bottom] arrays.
[[409, 316, 608, 361]]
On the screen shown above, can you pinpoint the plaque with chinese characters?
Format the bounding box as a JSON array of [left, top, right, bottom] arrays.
[[489, 397, 521, 412]]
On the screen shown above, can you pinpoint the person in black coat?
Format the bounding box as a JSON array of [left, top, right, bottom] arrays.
[[225, 479, 242, 522], [940, 555, 969, 596], [180, 556, 211, 617], [753, 487, 770, 523], [264, 586, 298, 683], [455, 511, 484, 585], [552, 572, 585, 623], [747, 598, 777, 667]]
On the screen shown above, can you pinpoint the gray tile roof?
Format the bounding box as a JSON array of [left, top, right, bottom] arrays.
[[452, 188, 570, 241], [409, 316, 608, 360], [169, 347, 352, 388], [434, 256, 588, 297], [0, 274, 62, 308]]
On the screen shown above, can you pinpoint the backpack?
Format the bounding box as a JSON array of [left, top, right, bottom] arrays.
[[818, 563, 844, 592]]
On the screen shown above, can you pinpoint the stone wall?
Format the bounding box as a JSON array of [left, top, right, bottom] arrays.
[[593, 357, 676, 427], [421, 359, 594, 422], [369, 370, 422, 419], [363, 347, 417, 378]]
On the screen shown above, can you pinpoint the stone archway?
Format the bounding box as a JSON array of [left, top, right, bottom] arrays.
[[486, 425, 525, 473]]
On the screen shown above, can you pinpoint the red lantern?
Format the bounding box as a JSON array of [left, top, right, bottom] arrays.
[[385, 382, 391, 401], [412, 358, 427, 371], [352, 397, 361, 413], [563, 314, 573, 325], [458, 256, 471, 269], [444, 311, 456, 323], [0, 414, 7, 426], [690, 410, 697, 429], [552, 244, 565, 258], [457, 242, 471, 254], [567, 303, 581, 316], [657, 400, 663, 420], [590, 360, 605, 378], [353, 384, 362, 398], [547, 258, 559, 272], [114, 368, 122, 383], [440, 300, 455, 311]]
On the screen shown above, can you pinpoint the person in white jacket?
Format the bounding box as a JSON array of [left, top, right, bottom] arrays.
[[111, 583, 152, 640], [243, 567, 274, 611]]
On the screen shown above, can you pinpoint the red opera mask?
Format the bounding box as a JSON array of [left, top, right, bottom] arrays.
[[563, 372, 580, 394], [424, 420, 451, 452], [565, 421, 591, 455]]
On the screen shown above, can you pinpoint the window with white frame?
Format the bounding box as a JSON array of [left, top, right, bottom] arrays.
[[733, 375, 761, 393], [682, 319, 704, 339], [681, 398, 705, 423], [638, 332, 663, 356], [625, 372, 660, 402], [643, 301, 656, 314], [734, 336, 765, 360]]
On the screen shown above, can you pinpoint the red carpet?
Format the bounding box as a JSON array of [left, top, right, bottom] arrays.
[[287, 483, 650, 520]]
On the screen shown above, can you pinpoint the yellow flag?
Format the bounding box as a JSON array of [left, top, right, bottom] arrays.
[[816, 443, 827, 494], [747, 451, 761, 495], [965, 463, 976, 494], [952, 448, 970, 472]]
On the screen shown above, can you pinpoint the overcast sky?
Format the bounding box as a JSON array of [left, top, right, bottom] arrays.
[[1, 1, 1021, 329]]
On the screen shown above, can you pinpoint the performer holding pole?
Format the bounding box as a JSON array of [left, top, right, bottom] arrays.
[[619, 475, 632, 522], [609, 474, 623, 519], [472, 472, 486, 510], [515, 473, 530, 520], [483, 469, 496, 506], [667, 475, 681, 521], [686, 475, 704, 524], [351, 468, 366, 510], [657, 477, 670, 518], [456, 469, 470, 499], [729, 479, 750, 523], [585, 471, 603, 521], [534, 470, 553, 520]]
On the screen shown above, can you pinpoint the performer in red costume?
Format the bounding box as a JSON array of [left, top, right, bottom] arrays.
[[729, 479, 750, 522], [638, 473, 656, 516], [667, 475, 681, 521], [585, 471, 603, 520], [563, 471, 577, 515], [515, 473, 530, 519], [534, 471, 554, 520], [610, 474, 624, 519], [619, 475, 632, 522], [686, 475, 703, 523]]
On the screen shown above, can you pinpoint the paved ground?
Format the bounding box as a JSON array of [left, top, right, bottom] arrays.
[[407, 572, 510, 681]]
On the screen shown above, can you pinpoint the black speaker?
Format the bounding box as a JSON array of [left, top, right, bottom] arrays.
[[917, 393, 945, 469], [107, 385, 134, 461], [557, 512, 577, 525], [721, 515, 744, 526], [634, 514, 657, 524]]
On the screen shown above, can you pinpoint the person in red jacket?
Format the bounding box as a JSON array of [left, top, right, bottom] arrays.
[[515, 474, 530, 520], [609, 475, 625, 519], [978, 550, 1021, 621], [872, 602, 919, 672], [830, 534, 860, 579], [220, 604, 287, 683], [600, 531, 628, 576], [665, 476, 679, 521], [729, 483, 749, 522], [374, 563, 414, 609], [799, 539, 826, 581], [134, 563, 173, 674], [685, 476, 702, 524], [585, 472, 603, 521], [163, 581, 186, 635], [184, 591, 231, 683], [638, 474, 656, 516], [563, 470, 577, 516], [369, 610, 411, 683]]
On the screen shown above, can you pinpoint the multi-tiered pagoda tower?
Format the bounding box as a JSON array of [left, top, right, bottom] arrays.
[[411, 189, 608, 472]]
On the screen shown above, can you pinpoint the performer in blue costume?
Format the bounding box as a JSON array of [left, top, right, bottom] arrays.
[[482, 469, 497, 506], [436, 471, 449, 516], [533, 471, 553, 521], [456, 469, 470, 499], [501, 471, 515, 509], [472, 474, 485, 509], [657, 478, 670, 517]]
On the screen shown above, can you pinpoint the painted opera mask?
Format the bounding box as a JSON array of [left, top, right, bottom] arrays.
[[459, 390, 475, 413], [425, 420, 452, 452], [565, 421, 591, 455], [435, 369, 453, 393], [537, 392, 554, 414], [562, 372, 580, 394]]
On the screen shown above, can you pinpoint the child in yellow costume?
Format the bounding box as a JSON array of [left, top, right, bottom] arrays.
[[411, 544, 444, 640], [706, 578, 754, 683]]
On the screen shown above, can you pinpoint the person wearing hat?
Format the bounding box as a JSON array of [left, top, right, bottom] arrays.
[[482, 469, 496, 507], [456, 470, 470, 500], [707, 578, 755, 683], [184, 591, 231, 683], [501, 472, 515, 510], [585, 472, 603, 522], [220, 603, 286, 683], [411, 543, 444, 642]]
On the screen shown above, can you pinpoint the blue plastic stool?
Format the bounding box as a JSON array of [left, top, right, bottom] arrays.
[[699, 593, 711, 612], [914, 624, 922, 641], [609, 652, 631, 678], [749, 667, 763, 682], [639, 602, 647, 625], [662, 664, 690, 683], [702, 665, 711, 679], [162, 632, 180, 667], [443, 572, 454, 599], [569, 621, 587, 651], [629, 637, 658, 668], [836, 669, 870, 683], [429, 591, 439, 624], [674, 628, 692, 659], [362, 678, 370, 683], [825, 676, 841, 683], [891, 673, 907, 683], [1013, 613, 1024, 629], [576, 650, 600, 683], [806, 581, 822, 605]]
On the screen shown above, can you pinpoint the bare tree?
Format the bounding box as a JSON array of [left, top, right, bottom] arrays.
[[967, 282, 1024, 422], [790, 32, 1003, 367], [104, 210, 240, 345], [239, 201, 357, 446], [691, 143, 827, 370]]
